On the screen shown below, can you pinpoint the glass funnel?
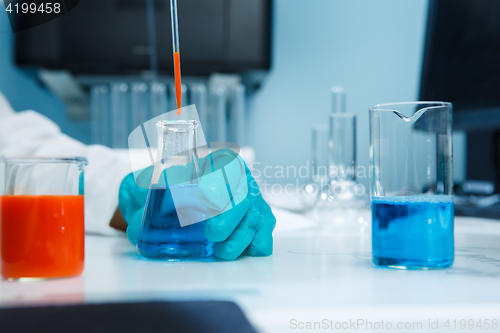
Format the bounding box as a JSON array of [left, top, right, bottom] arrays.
[[369, 102, 454, 269], [136, 120, 215, 260]]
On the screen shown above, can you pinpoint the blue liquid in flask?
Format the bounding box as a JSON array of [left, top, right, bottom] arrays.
[[371, 196, 454, 269], [137, 184, 215, 260]]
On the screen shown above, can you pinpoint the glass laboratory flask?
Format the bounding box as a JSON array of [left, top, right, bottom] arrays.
[[370, 102, 454, 269], [301, 87, 351, 213], [1, 157, 87, 280], [313, 113, 369, 232], [300, 124, 330, 211], [136, 120, 215, 260]]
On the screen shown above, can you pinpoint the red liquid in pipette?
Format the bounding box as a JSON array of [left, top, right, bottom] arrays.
[[174, 52, 182, 115]]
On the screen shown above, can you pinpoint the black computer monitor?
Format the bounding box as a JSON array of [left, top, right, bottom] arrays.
[[420, 0, 500, 193], [14, 0, 272, 77], [420, 0, 500, 131]]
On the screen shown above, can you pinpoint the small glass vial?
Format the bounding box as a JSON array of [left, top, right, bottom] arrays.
[[136, 120, 215, 260]]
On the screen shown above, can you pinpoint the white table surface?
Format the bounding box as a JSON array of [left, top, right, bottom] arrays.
[[1, 208, 500, 333]]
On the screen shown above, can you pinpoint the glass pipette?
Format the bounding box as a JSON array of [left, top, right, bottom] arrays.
[[170, 0, 182, 115]]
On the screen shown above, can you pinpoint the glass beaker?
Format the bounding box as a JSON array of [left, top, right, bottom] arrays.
[[1, 157, 87, 280], [137, 120, 215, 260], [369, 102, 454, 269]]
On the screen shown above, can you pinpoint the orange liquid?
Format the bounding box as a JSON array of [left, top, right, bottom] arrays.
[[174, 51, 182, 115], [1, 195, 85, 279]]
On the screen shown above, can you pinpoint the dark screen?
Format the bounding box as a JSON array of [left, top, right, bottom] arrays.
[[15, 0, 271, 76], [420, 0, 500, 117]]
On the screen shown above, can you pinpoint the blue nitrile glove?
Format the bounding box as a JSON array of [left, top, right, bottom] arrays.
[[118, 149, 276, 260]]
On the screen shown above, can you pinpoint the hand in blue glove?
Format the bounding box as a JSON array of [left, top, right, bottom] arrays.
[[118, 149, 276, 260]]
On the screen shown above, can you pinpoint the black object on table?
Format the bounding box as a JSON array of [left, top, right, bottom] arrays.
[[0, 301, 257, 333], [455, 205, 500, 221]]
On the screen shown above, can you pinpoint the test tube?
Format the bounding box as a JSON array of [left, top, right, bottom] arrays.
[[189, 83, 208, 129], [130, 83, 149, 129], [300, 124, 329, 211], [230, 84, 246, 147], [331, 86, 347, 113], [312, 124, 330, 184], [330, 85, 354, 181], [329, 113, 356, 182], [210, 84, 227, 142], [168, 83, 187, 111], [90, 85, 110, 146], [111, 83, 130, 149], [329, 86, 356, 182], [150, 82, 168, 118]]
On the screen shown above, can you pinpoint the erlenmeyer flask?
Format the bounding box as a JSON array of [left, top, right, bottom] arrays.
[[136, 120, 215, 260]]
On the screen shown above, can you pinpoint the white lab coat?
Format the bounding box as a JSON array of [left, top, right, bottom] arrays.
[[0, 93, 131, 236]]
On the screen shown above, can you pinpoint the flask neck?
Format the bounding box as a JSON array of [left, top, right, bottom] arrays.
[[152, 120, 199, 185], [160, 129, 194, 165]]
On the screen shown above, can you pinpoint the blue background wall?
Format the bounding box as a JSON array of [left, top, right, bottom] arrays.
[[248, 0, 431, 186]]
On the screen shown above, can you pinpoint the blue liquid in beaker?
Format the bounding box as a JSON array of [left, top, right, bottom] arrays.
[[137, 184, 214, 260], [372, 196, 454, 269]]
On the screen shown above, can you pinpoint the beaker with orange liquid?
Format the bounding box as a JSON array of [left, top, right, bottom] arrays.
[[0, 157, 87, 280]]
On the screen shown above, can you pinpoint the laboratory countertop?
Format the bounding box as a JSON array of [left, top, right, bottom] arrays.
[[1, 209, 500, 333]]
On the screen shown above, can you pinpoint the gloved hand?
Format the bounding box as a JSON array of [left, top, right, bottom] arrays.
[[118, 149, 276, 260]]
